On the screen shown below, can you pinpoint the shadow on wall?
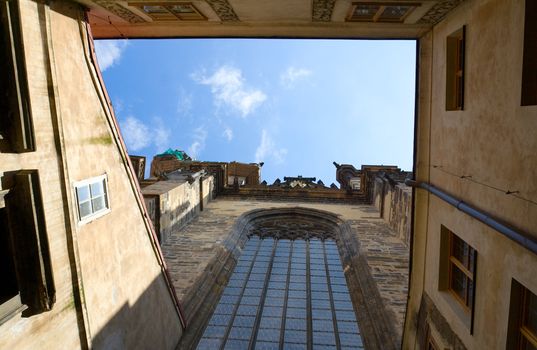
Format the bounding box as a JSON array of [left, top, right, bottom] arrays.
[[92, 275, 182, 350]]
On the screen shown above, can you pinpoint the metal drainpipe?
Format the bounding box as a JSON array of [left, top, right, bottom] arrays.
[[406, 179, 537, 255]]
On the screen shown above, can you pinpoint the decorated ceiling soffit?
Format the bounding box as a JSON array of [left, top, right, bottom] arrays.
[[89, 0, 466, 28], [418, 0, 466, 24], [91, 0, 239, 23], [312, 0, 336, 22], [205, 0, 239, 21], [92, 0, 146, 23]]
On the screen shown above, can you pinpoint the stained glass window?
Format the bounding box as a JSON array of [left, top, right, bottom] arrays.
[[197, 237, 364, 349]]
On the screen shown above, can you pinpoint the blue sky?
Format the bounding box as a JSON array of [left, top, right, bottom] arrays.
[[95, 39, 416, 185]]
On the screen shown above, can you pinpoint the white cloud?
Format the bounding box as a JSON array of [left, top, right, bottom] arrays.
[[255, 129, 287, 164], [193, 66, 267, 117], [120, 116, 170, 153], [121, 117, 151, 151], [222, 127, 233, 141], [177, 88, 193, 116], [94, 40, 128, 72], [280, 67, 312, 88], [153, 119, 170, 152], [113, 98, 124, 114], [188, 126, 208, 159]]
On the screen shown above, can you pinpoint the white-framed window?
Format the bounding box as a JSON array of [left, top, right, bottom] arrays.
[[74, 174, 110, 223]]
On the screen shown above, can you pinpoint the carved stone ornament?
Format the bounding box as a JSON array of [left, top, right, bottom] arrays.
[[418, 0, 466, 24], [205, 0, 239, 21], [91, 1, 146, 23], [312, 0, 336, 22], [248, 215, 336, 241]]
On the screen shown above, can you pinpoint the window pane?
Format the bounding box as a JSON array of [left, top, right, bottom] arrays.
[[90, 180, 104, 197], [199, 238, 363, 348], [521, 337, 537, 350], [352, 5, 379, 20], [169, 5, 194, 14], [143, 5, 167, 14], [76, 185, 90, 202], [467, 279, 474, 308], [468, 248, 476, 272], [0, 208, 19, 304], [92, 195, 106, 213], [452, 234, 473, 270], [379, 6, 411, 20], [450, 264, 467, 303], [79, 201, 92, 218]]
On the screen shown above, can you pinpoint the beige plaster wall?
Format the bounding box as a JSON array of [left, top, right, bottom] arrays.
[[0, 1, 83, 348], [403, 26, 433, 350], [46, 2, 183, 349], [424, 196, 537, 349], [405, 0, 537, 348], [428, 0, 536, 236], [0, 1, 182, 349]]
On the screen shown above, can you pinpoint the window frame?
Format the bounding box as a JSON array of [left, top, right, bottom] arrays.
[[439, 225, 477, 333], [447, 231, 476, 311], [519, 287, 537, 349], [446, 26, 466, 111], [346, 2, 421, 23], [0, 0, 36, 153], [129, 2, 207, 21], [0, 190, 27, 325], [0, 170, 55, 322], [426, 332, 440, 350], [521, 0, 537, 106], [74, 174, 111, 224]]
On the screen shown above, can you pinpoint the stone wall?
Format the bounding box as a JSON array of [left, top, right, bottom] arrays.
[[162, 199, 410, 349], [373, 177, 412, 245], [142, 176, 214, 243], [222, 186, 368, 203]]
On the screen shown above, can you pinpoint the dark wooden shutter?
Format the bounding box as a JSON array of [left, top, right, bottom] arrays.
[[6, 170, 55, 315], [0, 0, 35, 152]]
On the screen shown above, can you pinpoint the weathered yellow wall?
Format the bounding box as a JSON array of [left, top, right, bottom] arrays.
[[405, 0, 537, 348], [0, 1, 82, 348], [47, 1, 182, 348], [1, 1, 183, 349], [428, 0, 536, 236]]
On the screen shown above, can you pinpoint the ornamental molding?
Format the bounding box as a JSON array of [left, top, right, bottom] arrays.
[[418, 0, 466, 24], [312, 0, 336, 22], [91, 1, 146, 23], [205, 0, 239, 21], [249, 215, 337, 240]]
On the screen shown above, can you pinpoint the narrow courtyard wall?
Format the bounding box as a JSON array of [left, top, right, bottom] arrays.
[[373, 178, 412, 245]]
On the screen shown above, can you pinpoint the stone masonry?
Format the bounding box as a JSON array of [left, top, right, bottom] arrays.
[[161, 198, 409, 346]]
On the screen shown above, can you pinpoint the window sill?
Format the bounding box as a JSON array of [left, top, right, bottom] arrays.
[[438, 289, 472, 332], [0, 294, 27, 326], [78, 208, 111, 226]]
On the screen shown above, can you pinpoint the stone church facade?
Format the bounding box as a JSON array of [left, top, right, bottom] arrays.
[[1, 0, 536, 349]]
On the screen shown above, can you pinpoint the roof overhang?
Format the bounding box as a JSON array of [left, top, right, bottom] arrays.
[[77, 0, 465, 39]]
